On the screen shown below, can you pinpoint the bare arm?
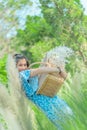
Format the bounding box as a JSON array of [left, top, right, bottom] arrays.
[[30, 67, 60, 77]]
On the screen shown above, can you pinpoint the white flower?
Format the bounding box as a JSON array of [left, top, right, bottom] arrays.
[[45, 46, 74, 67]]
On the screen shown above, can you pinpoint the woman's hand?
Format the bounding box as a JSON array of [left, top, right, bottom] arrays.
[[59, 69, 67, 80], [45, 63, 67, 79]]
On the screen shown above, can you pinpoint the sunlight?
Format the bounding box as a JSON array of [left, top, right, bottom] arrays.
[[81, 0, 87, 15]]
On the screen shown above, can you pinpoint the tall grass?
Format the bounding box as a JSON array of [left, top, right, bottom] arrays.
[[0, 55, 37, 130], [56, 62, 87, 129]]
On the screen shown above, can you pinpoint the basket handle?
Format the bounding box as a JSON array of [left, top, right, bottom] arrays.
[[29, 62, 67, 79], [29, 62, 49, 68]]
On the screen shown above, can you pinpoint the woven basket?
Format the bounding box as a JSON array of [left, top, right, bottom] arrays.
[[30, 62, 64, 97], [37, 73, 64, 97]]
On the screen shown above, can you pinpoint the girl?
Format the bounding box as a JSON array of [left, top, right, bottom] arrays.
[[13, 54, 72, 129]]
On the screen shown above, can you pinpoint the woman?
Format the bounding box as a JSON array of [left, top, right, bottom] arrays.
[[13, 54, 73, 129]]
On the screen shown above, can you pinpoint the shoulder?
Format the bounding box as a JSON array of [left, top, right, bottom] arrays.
[[19, 70, 31, 79]]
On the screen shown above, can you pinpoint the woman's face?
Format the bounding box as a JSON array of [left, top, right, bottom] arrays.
[[16, 58, 28, 72]]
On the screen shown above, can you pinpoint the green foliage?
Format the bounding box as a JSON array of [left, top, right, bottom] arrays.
[[9, 0, 87, 65], [13, 16, 53, 46], [30, 39, 59, 62], [39, 0, 87, 50], [0, 0, 31, 9], [11, 16, 58, 62], [0, 56, 8, 84], [7, 0, 31, 7], [0, 0, 32, 43]]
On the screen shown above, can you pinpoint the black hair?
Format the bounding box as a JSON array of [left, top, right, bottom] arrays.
[[13, 54, 30, 67]]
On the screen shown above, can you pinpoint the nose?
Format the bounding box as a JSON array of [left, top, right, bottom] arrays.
[[22, 65, 27, 70]]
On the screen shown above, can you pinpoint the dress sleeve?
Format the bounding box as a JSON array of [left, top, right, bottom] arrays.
[[19, 70, 35, 97]]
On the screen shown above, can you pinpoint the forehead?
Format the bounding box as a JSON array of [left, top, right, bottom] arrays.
[[17, 58, 27, 64]]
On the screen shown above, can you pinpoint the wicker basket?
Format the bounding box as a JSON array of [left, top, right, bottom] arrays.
[[30, 62, 64, 97], [37, 73, 64, 97]]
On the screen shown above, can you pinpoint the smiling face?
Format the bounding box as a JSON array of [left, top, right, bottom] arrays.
[[16, 58, 28, 72]]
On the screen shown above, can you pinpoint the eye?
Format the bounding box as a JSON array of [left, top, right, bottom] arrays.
[[24, 64, 27, 66], [19, 64, 23, 66]]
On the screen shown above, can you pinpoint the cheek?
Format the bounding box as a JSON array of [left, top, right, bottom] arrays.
[[17, 66, 23, 71], [17, 66, 28, 72], [19, 68, 23, 72]]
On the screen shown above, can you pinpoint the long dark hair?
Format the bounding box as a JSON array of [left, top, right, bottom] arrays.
[[13, 54, 30, 67]]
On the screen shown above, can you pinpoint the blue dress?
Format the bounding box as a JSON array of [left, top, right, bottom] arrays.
[[19, 70, 73, 129]]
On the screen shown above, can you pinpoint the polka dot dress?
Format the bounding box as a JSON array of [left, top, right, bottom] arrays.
[[20, 70, 73, 129]]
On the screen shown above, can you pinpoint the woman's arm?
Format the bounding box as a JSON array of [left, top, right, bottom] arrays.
[[30, 67, 61, 77]]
